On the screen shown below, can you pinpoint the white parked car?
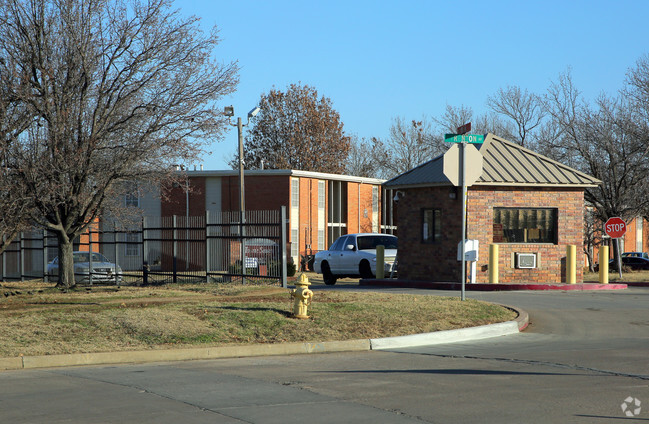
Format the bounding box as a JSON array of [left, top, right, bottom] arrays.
[[47, 251, 123, 284], [314, 233, 397, 285]]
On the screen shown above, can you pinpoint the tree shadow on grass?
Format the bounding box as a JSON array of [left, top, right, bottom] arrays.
[[208, 305, 292, 317]]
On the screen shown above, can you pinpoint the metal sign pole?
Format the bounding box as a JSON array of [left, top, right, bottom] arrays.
[[444, 124, 483, 301], [616, 238, 622, 279], [460, 141, 467, 301]]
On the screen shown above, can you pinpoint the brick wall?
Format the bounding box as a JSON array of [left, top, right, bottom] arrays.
[[396, 185, 585, 283], [161, 178, 206, 217], [359, 183, 376, 233], [161, 173, 384, 263], [346, 183, 378, 234], [220, 175, 290, 212], [395, 186, 462, 282], [347, 182, 359, 234], [468, 186, 584, 283]]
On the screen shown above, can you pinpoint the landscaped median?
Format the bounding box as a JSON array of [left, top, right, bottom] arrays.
[[0, 280, 522, 370]]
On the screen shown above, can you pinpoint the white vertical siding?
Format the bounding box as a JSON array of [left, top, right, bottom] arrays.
[[205, 176, 222, 212]]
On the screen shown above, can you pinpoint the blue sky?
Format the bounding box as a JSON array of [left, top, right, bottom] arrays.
[[177, 0, 649, 170]]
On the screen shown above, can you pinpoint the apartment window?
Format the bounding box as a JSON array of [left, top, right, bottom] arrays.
[[372, 186, 379, 232], [493, 208, 557, 244], [317, 229, 325, 250], [125, 193, 139, 208], [318, 181, 325, 250], [290, 178, 300, 260], [291, 179, 300, 208], [422, 209, 441, 243], [327, 180, 347, 242], [291, 229, 299, 257], [318, 181, 325, 210]]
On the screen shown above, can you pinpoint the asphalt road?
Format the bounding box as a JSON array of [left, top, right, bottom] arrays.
[[1, 286, 648, 424]]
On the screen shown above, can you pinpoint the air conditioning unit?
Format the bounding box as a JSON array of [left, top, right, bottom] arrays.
[[516, 253, 537, 269]]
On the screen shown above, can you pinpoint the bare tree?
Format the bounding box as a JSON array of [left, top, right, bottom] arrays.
[[371, 117, 445, 179], [472, 111, 516, 141], [541, 71, 649, 224], [0, 52, 34, 254], [624, 54, 649, 121], [435, 104, 515, 140], [238, 83, 350, 173], [583, 206, 603, 272], [487, 85, 546, 148], [0, 0, 238, 288], [345, 135, 381, 178], [435, 104, 475, 133]]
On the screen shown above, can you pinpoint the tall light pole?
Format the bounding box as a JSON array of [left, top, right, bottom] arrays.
[[224, 105, 261, 282]]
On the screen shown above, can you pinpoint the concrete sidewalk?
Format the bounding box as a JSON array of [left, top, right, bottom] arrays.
[[0, 305, 528, 372]]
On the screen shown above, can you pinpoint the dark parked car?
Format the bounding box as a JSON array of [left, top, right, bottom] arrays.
[[621, 251, 649, 260], [617, 256, 649, 270], [597, 253, 649, 271]]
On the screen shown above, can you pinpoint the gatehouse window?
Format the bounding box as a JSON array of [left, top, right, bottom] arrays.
[[422, 208, 441, 243], [493, 208, 557, 244]]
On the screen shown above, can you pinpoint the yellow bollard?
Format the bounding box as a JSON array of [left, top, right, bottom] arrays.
[[376, 245, 385, 279], [489, 244, 499, 284], [566, 245, 576, 284], [599, 245, 609, 284]]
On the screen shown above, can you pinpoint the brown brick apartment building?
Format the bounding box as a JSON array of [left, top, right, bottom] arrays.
[[158, 170, 392, 267], [384, 134, 601, 284]]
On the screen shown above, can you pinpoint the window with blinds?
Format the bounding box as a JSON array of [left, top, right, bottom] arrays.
[[493, 208, 557, 244]]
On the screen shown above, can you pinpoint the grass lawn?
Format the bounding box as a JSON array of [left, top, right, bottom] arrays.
[[0, 277, 517, 358], [583, 269, 649, 283]]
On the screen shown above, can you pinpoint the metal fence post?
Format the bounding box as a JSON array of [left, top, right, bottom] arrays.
[[241, 210, 246, 284], [205, 210, 211, 283], [173, 215, 178, 284], [20, 231, 25, 282], [89, 237, 93, 287], [281, 206, 287, 288], [43, 230, 49, 283], [114, 223, 120, 287], [141, 216, 147, 280]]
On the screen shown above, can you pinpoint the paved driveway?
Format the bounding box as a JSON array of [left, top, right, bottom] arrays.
[[1, 287, 647, 423]]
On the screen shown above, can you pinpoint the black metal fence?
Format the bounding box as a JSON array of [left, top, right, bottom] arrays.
[[0, 207, 288, 287]]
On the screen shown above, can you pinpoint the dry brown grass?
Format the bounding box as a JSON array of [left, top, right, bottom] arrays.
[[583, 269, 649, 283], [0, 280, 517, 358]]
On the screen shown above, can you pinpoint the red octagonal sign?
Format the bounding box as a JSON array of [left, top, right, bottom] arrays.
[[605, 217, 627, 239]]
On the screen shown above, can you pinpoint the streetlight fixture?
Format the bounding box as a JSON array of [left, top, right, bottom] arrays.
[[224, 105, 261, 282]]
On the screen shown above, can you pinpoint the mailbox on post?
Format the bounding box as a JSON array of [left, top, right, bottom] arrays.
[[457, 240, 479, 284], [457, 239, 479, 261]]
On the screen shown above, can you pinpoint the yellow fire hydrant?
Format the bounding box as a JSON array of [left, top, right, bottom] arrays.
[[290, 273, 313, 319]]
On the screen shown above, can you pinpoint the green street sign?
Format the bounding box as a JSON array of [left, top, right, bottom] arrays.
[[444, 134, 484, 143]]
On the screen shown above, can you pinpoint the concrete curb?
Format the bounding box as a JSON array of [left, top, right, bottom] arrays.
[[370, 321, 520, 350], [1, 306, 529, 372], [370, 304, 529, 350], [360, 280, 628, 291], [2, 339, 370, 371]]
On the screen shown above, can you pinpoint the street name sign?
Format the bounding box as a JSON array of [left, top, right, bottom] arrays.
[[456, 122, 471, 134], [444, 134, 485, 143]]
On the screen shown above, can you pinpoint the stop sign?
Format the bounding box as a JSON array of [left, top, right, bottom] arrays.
[[605, 217, 627, 239]]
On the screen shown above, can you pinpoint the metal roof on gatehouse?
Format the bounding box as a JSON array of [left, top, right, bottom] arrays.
[[383, 133, 602, 189]]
